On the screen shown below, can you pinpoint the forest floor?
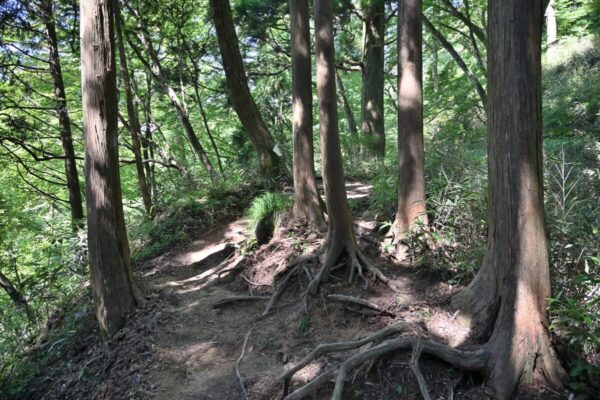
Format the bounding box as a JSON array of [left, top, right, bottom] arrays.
[[23, 182, 569, 400]]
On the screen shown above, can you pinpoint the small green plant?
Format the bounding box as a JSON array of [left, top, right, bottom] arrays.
[[245, 192, 292, 245], [298, 314, 311, 333], [258, 335, 275, 351], [549, 256, 600, 355]]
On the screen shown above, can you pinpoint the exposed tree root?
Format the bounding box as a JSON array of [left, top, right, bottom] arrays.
[[262, 265, 299, 317], [212, 295, 269, 308], [281, 324, 487, 400], [410, 340, 432, 400], [299, 236, 400, 298], [326, 294, 395, 317], [279, 322, 411, 396], [236, 329, 252, 400]]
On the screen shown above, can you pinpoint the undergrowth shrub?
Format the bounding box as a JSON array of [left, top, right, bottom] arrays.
[[246, 192, 292, 245], [131, 176, 256, 261]]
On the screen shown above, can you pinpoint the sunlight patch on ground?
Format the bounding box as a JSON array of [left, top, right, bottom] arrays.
[[171, 221, 247, 266], [293, 361, 326, 384]]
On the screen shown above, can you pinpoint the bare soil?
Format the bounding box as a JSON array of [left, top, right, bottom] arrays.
[[21, 183, 569, 400]]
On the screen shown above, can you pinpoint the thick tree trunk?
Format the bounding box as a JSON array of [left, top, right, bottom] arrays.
[[210, 0, 286, 178], [395, 0, 428, 236], [114, 0, 152, 217], [41, 0, 84, 229], [360, 0, 385, 159], [290, 0, 325, 229], [0, 269, 36, 324], [335, 72, 359, 163], [306, 0, 355, 294], [452, 0, 565, 397], [81, 0, 140, 339]]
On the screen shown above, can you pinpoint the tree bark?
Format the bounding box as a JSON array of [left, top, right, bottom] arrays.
[[360, 0, 385, 159], [0, 269, 36, 324], [304, 0, 362, 294], [114, 0, 152, 217], [423, 15, 488, 111], [210, 0, 286, 179], [395, 0, 428, 236], [41, 0, 84, 229], [81, 0, 140, 339], [290, 0, 325, 229], [452, 0, 565, 397]]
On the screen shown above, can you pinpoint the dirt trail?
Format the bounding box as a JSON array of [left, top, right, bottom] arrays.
[[142, 183, 471, 400]]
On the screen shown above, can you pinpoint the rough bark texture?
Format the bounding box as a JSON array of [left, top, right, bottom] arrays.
[[304, 0, 369, 295], [360, 0, 385, 159], [41, 0, 84, 228], [114, 0, 152, 217], [210, 0, 285, 178], [290, 0, 325, 230], [452, 0, 565, 397], [0, 269, 36, 324], [395, 0, 428, 235], [81, 0, 138, 339]]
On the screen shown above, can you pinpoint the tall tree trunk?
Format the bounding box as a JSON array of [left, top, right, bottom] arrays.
[[122, 7, 217, 181], [114, 0, 152, 217], [395, 0, 428, 236], [290, 0, 325, 229], [360, 0, 385, 159], [452, 0, 565, 397], [181, 37, 225, 176], [304, 0, 375, 295], [81, 0, 140, 339], [142, 73, 156, 193], [545, 0, 557, 62], [210, 0, 286, 178], [0, 269, 36, 324], [423, 16, 488, 110], [41, 0, 84, 229], [336, 71, 359, 163]]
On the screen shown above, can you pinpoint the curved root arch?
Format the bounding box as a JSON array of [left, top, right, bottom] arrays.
[[280, 323, 488, 400]]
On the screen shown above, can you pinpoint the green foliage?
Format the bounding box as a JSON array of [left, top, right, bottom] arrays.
[[1, 294, 94, 399], [131, 175, 250, 261], [550, 258, 600, 355], [245, 192, 291, 244], [544, 36, 600, 136], [549, 256, 600, 393], [555, 0, 600, 37]]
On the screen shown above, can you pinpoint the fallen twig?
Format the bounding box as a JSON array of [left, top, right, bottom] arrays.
[[236, 330, 252, 400], [326, 294, 395, 317]]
